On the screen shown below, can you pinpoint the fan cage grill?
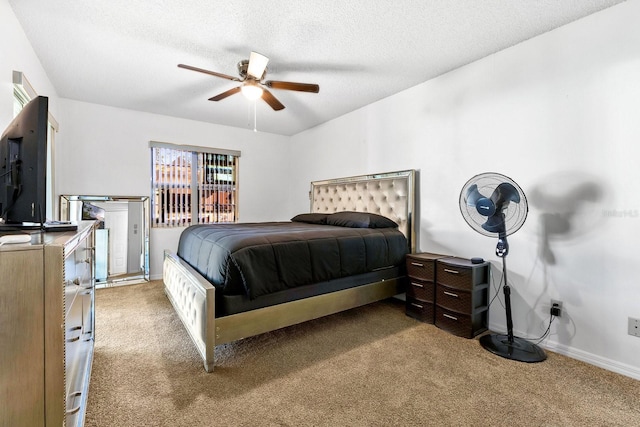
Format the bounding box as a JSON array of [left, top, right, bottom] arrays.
[[459, 173, 528, 238]]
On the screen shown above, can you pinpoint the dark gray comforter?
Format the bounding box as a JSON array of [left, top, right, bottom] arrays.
[[177, 222, 408, 299]]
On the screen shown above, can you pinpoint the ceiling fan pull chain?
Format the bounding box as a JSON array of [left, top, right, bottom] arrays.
[[253, 100, 258, 132]]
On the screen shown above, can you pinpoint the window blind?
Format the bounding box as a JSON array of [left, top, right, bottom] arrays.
[[150, 142, 239, 227]]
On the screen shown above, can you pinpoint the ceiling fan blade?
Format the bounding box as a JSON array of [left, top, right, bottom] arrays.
[[208, 86, 241, 101], [261, 89, 285, 111], [247, 52, 269, 79], [264, 80, 320, 93], [178, 64, 240, 81]]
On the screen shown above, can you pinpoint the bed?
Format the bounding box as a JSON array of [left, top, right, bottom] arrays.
[[163, 169, 416, 371]]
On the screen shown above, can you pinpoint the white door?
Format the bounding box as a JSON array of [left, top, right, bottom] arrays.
[[103, 207, 128, 276]]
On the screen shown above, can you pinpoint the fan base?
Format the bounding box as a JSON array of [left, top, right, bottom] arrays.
[[480, 333, 547, 363]]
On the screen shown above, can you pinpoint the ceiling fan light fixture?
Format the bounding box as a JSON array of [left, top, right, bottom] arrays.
[[247, 51, 269, 79], [241, 81, 264, 100]]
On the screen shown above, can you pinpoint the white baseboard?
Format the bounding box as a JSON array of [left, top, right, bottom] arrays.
[[487, 321, 640, 381], [541, 340, 640, 381]]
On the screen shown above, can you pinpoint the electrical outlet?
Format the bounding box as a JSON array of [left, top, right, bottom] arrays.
[[629, 317, 640, 337], [550, 299, 563, 317]]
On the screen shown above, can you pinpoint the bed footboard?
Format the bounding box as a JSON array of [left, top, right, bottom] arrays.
[[163, 250, 216, 372]]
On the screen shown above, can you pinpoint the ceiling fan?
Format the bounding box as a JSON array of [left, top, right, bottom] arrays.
[[178, 52, 320, 111]]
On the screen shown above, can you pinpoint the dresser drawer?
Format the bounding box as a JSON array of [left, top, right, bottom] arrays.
[[435, 305, 487, 338], [406, 297, 435, 324], [436, 257, 488, 291], [406, 278, 435, 302]]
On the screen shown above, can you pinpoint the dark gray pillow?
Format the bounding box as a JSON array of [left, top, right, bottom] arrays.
[[326, 211, 398, 229], [291, 213, 328, 225]]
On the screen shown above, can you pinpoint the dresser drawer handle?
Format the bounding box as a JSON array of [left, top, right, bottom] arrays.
[[68, 325, 82, 332], [443, 313, 458, 321], [410, 262, 424, 267], [410, 303, 424, 309], [67, 336, 80, 343], [443, 269, 459, 274], [411, 282, 424, 288], [443, 291, 459, 298]]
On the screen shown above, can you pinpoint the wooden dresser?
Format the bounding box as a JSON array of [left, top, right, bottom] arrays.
[[0, 221, 96, 427], [434, 256, 489, 338]]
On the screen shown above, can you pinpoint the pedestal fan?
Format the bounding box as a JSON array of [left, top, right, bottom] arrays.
[[459, 172, 546, 362]]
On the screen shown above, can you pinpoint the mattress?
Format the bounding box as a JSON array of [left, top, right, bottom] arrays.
[[177, 221, 408, 300]]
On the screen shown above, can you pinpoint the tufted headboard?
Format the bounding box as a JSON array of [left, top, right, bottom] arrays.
[[310, 169, 416, 253]]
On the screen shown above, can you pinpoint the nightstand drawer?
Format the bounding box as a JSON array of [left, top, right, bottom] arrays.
[[406, 278, 435, 302], [436, 257, 488, 291], [435, 284, 488, 313], [406, 259, 436, 281], [406, 297, 435, 324], [435, 305, 487, 338], [435, 284, 473, 313], [406, 253, 447, 281]]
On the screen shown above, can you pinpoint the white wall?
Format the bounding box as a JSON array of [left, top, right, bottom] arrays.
[[56, 99, 292, 279], [290, 1, 640, 379], [0, 0, 59, 137]]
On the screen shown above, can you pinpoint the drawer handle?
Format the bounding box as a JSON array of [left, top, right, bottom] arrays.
[[443, 291, 459, 298], [443, 268, 459, 274], [410, 262, 424, 267], [66, 391, 82, 414], [411, 282, 424, 288], [410, 303, 424, 309], [443, 313, 458, 321], [68, 325, 82, 332], [67, 336, 80, 343]]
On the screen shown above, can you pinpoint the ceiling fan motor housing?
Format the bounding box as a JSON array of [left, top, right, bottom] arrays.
[[237, 59, 267, 81]]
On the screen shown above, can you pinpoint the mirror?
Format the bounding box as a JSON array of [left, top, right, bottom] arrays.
[[60, 195, 150, 287]]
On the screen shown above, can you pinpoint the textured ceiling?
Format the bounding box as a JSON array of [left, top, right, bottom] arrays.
[[10, 0, 625, 136]]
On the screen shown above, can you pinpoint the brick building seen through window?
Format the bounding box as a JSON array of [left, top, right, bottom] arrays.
[[150, 142, 239, 227]]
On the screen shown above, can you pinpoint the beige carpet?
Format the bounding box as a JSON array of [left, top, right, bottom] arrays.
[[86, 281, 639, 426]]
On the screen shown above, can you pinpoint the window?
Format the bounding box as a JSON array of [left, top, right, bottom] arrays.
[[13, 85, 30, 115], [150, 141, 240, 227]]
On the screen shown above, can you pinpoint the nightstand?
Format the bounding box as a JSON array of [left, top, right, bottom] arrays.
[[434, 256, 490, 338], [405, 253, 447, 323]]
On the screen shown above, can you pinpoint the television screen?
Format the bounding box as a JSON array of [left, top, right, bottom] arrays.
[[0, 96, 48, 225]]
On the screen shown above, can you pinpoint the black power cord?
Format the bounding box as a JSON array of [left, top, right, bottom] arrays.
[[485, 262, 556, 344]]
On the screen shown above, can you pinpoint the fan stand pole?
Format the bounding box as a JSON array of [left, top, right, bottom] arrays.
[[479, 252, 547, 363], [502, 257, 514, 343]]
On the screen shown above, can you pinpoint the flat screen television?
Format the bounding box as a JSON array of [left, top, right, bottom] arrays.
[[0, 95, 48, 225]]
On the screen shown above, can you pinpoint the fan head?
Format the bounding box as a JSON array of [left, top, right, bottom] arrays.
[[459, 172, 528, 239]]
